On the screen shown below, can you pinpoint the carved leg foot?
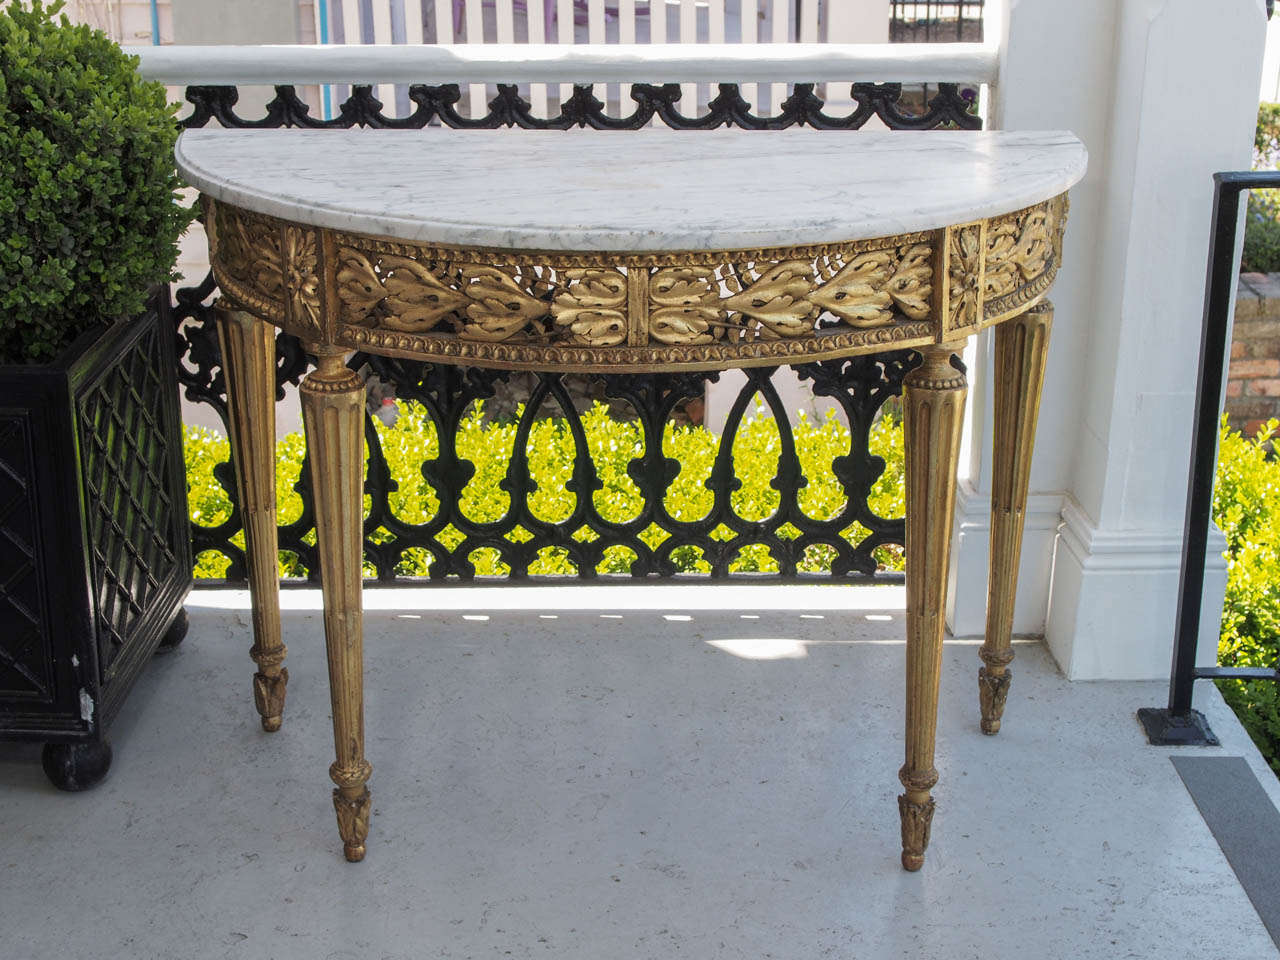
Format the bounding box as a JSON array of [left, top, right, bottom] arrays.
[[980, 301, 1052, 735], [216, 306, 287, 732], [253, 665, 289, 733], [899, 342, 967, 871], [898, 781, 937, 872], [978, 663, 1013, 735], [332, 770, 373, 862]]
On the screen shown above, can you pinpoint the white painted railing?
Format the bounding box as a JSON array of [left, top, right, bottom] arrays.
[[323, 0, 825, 119], [135, 41, 997, 85]]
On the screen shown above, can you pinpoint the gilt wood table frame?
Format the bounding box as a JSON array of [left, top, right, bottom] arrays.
[[188, 131, 1075, 870]]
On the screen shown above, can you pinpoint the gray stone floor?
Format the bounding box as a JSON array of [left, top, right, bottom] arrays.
[[2, 585, 1276, 960]]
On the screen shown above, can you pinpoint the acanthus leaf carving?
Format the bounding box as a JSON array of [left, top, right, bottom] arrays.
[[724, 260, 818, 339], [985, 207, 1051, 300], [379, 255, 470, 331], [552, 267, 629, 346], [336, 248, 387, 322], [458, 265, 550, 341], [649, 266, 724, 344]]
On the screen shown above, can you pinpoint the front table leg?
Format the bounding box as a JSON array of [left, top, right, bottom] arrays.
[[215, 306, 288, 732], [300, 347, 372, 862], [899, 342, 968, 871], [979, 301, 1053, 734]]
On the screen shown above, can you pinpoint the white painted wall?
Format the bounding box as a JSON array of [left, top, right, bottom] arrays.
[[947, 0, 1267, 680], [1260, 12, 1280, 100]]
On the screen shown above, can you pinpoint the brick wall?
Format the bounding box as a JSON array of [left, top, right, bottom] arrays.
[[1229, 272, 1280, 435]]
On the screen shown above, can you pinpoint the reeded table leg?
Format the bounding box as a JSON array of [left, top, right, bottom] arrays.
[[979, 301, 1053, 735], [899, 342, 967, 871], [215, 306, 288, 732], [300, 347, 371, 863]]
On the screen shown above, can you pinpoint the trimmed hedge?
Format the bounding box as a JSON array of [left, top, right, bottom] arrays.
[[185, 400, 906, 580], [1214, 418, 1280, 772], [0, 1, 191, 364], [1245, 102, 1280, 273]]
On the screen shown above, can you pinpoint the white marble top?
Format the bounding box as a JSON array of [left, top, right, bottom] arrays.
[[176, 128, 1086, 251]]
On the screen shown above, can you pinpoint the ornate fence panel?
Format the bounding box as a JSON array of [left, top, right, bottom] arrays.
[[172, 79, 981, 586]]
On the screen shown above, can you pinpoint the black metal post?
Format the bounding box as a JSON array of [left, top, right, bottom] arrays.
[[1139, 171, 1280, 746]]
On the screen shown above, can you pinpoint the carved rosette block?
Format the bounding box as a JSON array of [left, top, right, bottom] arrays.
[[215, 306, 288, 732], [939, 221, 985, 339], [979, 300, 1054, 736], [899, 343, 967, 872], [301, 348, 372, 862]]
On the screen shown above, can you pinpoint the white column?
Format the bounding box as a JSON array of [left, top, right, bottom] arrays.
[[951, 0, 1266, 680]]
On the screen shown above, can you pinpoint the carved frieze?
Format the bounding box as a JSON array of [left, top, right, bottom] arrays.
[[206, 194, 1067, 371], [982, 193, 1068, 320]]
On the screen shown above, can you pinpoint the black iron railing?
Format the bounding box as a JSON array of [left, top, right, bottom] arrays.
[[1139, 171, 1280, 746], [889, 1, 985, 44], [172, 81, 980, 587]]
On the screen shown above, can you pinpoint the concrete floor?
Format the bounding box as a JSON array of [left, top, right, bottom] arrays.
[[1, 585, 1276, 960]]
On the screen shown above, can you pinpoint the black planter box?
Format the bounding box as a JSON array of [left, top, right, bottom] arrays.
[[0, 289, 191, 788]]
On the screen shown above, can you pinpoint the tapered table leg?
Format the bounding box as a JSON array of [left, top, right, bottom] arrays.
[[215, 306, 287, 732], [979, 301, 1053, 735], [300, 347, 371, 863], [899, 342, 967, 872]]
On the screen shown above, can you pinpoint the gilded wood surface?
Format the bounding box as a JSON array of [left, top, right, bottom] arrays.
[[899, 343, 967, 872], [206, 195, 1068, 372], [214, 306, 288, 733], [979, 301, 1054, 736], [300, 348, 373, 863]]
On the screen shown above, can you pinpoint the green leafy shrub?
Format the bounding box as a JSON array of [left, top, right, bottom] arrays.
[[184, 401, 906, 580], [1214, 418, 1280, 772], [1243, 103, 1280, 273], [1243, 193, 1280, 274], [0, 0, 192, 364]]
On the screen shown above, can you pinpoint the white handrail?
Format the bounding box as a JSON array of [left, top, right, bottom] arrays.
[[134, 42, 998, 86]]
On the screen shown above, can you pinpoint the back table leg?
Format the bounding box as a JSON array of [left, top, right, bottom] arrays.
[[979, 301, 1053, 735], [215, 306, 288, 732], [899, 342, 967, 871]]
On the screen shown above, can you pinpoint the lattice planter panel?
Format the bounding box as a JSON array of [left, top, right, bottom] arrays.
[[0, 290, 191, 789]]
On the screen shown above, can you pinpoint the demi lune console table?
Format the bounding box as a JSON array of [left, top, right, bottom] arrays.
[[175, 127, 1086, 869]]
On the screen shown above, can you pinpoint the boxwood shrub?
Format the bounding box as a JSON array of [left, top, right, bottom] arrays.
[[1214, 418, 1280, 772], [0, 0, 191, 364]]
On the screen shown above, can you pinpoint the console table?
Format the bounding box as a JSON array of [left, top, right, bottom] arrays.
[[176, 127, 1086, 869]]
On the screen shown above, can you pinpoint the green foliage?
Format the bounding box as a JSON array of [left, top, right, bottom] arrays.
[[0, 1, 192, 365], [184, 401, 906, 580], [1213, 418, 1280, 772], [1243, 104, 1280, 273], [1243, 193, 1280, 274], [1256, 101, 1280, 166]]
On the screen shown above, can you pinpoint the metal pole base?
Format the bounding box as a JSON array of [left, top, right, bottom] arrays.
[[1137, 707, 1221, 746]]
